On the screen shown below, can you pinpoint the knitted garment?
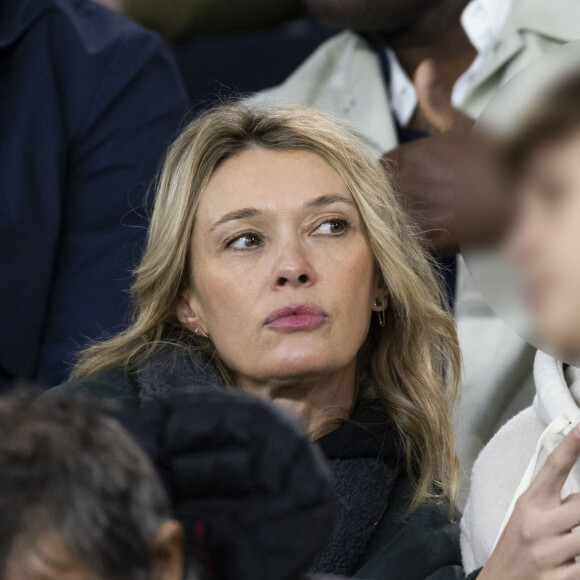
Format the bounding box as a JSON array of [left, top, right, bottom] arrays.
[[312, 403, 401, 576], [136, 344, 401, 578], [137, 343, 221, 402], [130, 345, 336, 580]]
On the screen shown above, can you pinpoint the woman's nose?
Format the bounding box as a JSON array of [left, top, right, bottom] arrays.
[[273, 241, 316, 288]]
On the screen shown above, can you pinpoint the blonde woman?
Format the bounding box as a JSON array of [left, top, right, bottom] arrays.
[[50, 103, 462, 578]]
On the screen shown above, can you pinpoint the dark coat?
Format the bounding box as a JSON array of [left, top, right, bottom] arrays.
[[48, 353, 465, 579], [0, 0, 188, 388], [116, 389, 338, 580]]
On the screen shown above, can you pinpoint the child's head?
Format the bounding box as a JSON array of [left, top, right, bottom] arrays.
[[0, 395, 184, 580], [504, 76, 580, 361]]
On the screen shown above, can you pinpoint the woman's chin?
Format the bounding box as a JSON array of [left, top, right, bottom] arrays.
[[257, 351, 343, 381]]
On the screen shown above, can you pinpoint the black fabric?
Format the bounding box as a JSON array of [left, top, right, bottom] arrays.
[[48, 348, 466, 579], [312, 404, 400, 576], [353, 474, 463, 579], [118, 390, 336, 580], [136, 343, 221, 402], [317, 403, 400, 461], [137, 346, 402, 577], [174, 18, 335, 115]]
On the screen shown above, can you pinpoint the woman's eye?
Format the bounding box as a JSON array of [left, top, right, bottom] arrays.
[[226, 233, 262, 250], [313, 219, 348, 236]]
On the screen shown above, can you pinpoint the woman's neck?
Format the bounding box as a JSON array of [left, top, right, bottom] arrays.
[[236, 364, 358, 439]]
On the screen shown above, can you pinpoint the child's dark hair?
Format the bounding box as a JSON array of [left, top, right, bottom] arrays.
[[0, 393, 171, 580], [500, 73, 580, 181]]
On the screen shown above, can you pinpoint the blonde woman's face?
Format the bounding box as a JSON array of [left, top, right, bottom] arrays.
[[179, 148, 385, 387], [507, 132, 580, 359]]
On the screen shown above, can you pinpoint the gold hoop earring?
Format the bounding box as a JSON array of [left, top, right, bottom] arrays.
[[374, 298, 386, 328], [377, 310, 386, 328], [194, 328, 210, 340]]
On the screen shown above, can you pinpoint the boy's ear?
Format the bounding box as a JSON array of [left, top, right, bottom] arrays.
[[152, 520, 184, 580]]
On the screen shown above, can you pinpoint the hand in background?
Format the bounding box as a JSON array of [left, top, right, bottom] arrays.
[[382, 60, 507, 254], [480, 424, 580, 579]]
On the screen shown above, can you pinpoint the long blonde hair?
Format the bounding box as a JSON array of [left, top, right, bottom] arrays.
[[74, 103, 461, 511]]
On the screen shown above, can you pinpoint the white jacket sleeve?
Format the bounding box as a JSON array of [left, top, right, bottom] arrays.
[[460, 498, 478, 574]]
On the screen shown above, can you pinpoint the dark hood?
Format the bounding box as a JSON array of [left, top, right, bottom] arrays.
[[118, 382, 336, 580], [131, 344, 401, 578]]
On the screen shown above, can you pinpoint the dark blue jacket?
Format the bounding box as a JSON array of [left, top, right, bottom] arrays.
[[0, 0, 188, 388]]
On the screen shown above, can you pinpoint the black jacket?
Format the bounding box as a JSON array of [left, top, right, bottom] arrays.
[[0, 0, 187, 388], [47, 349, 465, 579], [117, 389, 337, 580]]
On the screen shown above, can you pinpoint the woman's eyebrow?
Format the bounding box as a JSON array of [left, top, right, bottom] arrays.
[[211, 194, 354, 231], [211, 207, 260, 231], [305, 194, 355, 208]]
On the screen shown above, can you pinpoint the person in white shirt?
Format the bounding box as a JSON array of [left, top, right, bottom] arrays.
[[255, 0, 580, 504], [461, 73, 580, 575]]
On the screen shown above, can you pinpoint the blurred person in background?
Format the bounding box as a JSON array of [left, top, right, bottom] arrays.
[[255, 0, 580, 504], [95, 0, 304, 42], [91, 0, 335, 115], [462, 74, 580, 575], [0, 0, 188, 390], [0, 394, 186, 580]]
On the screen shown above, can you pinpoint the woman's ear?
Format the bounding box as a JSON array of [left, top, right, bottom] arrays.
[[152, 520, 184, 580], [177, 292, 206, 335], [372, 275, 389, 311]]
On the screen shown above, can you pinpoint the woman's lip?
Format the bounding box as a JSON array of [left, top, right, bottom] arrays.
[[267, 314, 327, 329], [264, 304, 328, 328]]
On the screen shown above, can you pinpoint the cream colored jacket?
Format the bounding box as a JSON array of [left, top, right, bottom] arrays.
[[461, 352, 580, 572], [255, 0, 580, 506]]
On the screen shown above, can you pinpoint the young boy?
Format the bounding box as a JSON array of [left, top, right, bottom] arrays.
[[461, 75, 580, 573], [0, 395, 186, 580]]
